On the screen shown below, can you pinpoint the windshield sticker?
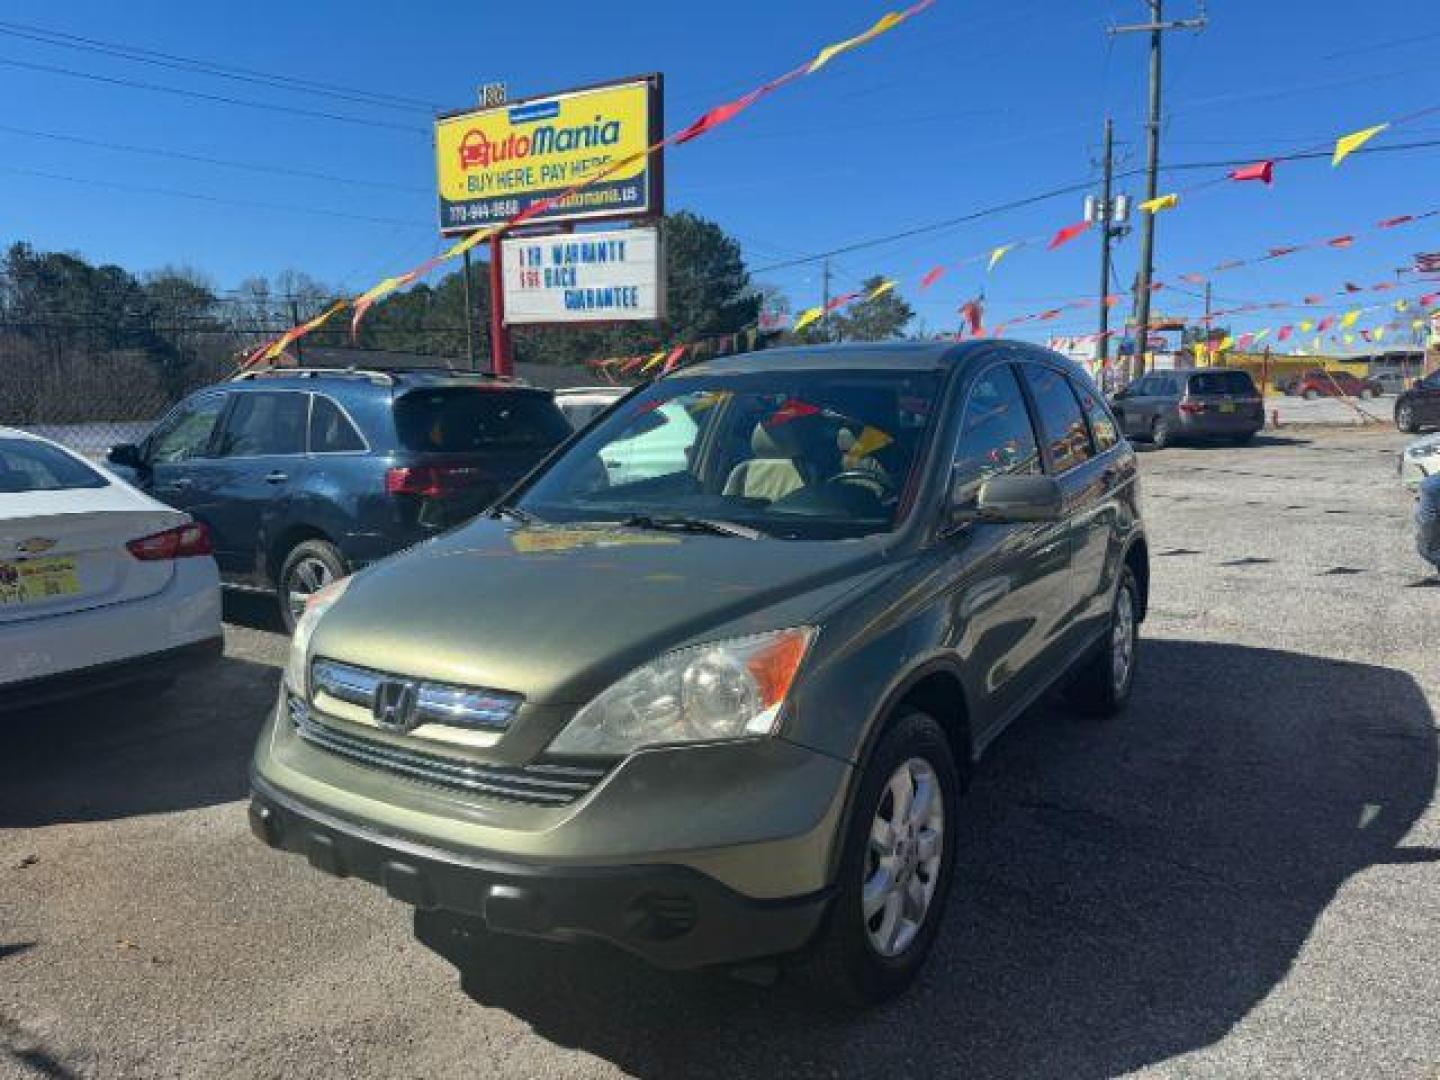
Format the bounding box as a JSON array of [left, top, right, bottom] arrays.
[[510, 528, 679, 554]]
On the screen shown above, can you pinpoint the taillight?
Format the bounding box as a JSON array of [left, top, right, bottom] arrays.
[[127, 522, 213, 560], [1178, 401, 1205, 414], [385, 464, 485, 497]]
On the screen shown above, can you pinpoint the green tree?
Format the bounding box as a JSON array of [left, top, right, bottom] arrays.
[[831, 276, 914, 342]]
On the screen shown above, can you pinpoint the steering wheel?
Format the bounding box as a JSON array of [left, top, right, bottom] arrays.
[[827, 467, 897, 499]]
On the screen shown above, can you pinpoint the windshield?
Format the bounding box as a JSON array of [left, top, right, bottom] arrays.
[[0, 437, 109, 492], [516, 367, 943, 539], [394, 389, 571, 453]]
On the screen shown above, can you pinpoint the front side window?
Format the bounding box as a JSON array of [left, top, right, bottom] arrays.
[[0, 437, 108, 493], [518, 368, 943, 539], [1021, 363, 1094, 474], [1070, 376, 1119, 453], [215, 392, 308, 457], [149, 395, 225, 463], [951, 365, 1041, 506]]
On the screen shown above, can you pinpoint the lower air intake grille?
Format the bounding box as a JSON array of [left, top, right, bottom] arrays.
[[289, 695, 606, 806]]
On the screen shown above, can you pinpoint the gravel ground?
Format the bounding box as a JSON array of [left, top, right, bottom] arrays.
[[2, 427, 1437, 1080]]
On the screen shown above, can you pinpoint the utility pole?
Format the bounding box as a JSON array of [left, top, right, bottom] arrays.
[[289, 300, 303, 366], [1096, 118, 1116, 369], [820, 257, 832, 342], [1111, 0, 1206, 380]]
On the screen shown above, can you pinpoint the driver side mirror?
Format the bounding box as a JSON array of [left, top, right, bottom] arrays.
[[108, 443, 145, 469], [972, 475, 1063, 523]]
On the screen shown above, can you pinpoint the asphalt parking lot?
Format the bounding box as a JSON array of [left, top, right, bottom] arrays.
[[2, 428, 1437, 1080]]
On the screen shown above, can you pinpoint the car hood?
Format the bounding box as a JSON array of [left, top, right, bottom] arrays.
[[1404, 433, 1440, 457], [309, 517, 892, 704]]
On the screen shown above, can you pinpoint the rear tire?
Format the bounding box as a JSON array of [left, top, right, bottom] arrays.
[[1397, 402, 1418, 434], [278, 539, 347, 633], [1230, 432, 1256, 446], [1065, 566, 1140, 717], [793, 711, 960, 1008]]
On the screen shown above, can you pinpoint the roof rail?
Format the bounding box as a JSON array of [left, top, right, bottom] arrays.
[[231, 365, 531, 387]]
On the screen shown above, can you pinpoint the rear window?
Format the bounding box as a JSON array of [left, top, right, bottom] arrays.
[[394, 389, 572, 453], [0, 437, 108, 492], [1188, 371, 1256, 396]]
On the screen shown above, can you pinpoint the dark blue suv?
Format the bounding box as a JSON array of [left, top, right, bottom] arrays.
[[109, 367, 571, 629]]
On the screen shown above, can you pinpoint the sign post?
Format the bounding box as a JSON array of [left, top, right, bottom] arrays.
[[488, 236, 513, 377]]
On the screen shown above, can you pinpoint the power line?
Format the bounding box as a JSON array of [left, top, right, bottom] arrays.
[[0, 123, 432, 193], [0, 55, 426, 135], [0, 19, 440, 112]]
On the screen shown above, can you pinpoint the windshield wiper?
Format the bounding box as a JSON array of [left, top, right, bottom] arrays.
[[619, 514, 766, 540], [493, 504, 542, 525]]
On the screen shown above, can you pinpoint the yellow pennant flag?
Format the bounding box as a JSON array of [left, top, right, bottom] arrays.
[[1413, 319, 1426, 331], [807, 9, 906, 74], [639, 350, 667, 373], [1216, 335, 1234, 352], [1340, 309, 1361, 328], [793, 306, 824, 332], [444, 225, 502, 259], [843, 425, 894, 468], [1332, 122, 1389, 166], [1138, 193, 1179, 213], [1299, 319, 1314, 332], [1396, 299, 1409, 312], [987, 244, 1014, 272], [866, 279, 897, 301]]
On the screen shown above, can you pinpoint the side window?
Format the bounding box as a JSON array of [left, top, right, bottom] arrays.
[[603, 398, 700, 486], [308, 395, 367, 453], [215, 392, 308, 457], [149, 395, 225, 463], [1070, 376, 1119, 453], [951, 365, 1042, 506], [1021, 363, 1095, 475]]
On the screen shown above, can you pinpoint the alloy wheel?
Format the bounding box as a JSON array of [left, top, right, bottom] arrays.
[[1112, 583, 1136, 693], [863, 757, 944, 958], [286, 556, 334, 622]]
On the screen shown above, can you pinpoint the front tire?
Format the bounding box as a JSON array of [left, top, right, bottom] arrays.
[[1065, 566, 1140, 717], [1397, 402, 1418, 434], [794, 711, 960, 1007], [1152, 416, 1175, 449], [278, 539, 347, 633]]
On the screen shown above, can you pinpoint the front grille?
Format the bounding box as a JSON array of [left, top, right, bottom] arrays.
[[288, 695, 607, 806]]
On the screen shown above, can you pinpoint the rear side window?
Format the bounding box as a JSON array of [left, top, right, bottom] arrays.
[[309, 396, 367, 453], [215, 392, 308, 457], [1188, 371, 1257, 396], [150, 395, 225, 463], [952, 365, 1042, 505], [394, 389, 571, 453], [1069, 376, 1119, 453], [1021, 364, 1093, 474], [0, 438, 108, 492]]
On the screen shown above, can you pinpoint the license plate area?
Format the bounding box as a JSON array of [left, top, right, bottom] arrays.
[[0, 556, 81, 605]]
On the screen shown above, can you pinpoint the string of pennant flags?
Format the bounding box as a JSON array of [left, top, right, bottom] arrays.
[[584, 325, 772, 379], [239, 0, 937, 368]]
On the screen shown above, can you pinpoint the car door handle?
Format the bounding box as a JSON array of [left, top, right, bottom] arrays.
[[264, 471, 288, 484]]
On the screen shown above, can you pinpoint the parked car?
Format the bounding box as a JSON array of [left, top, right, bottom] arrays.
[[1, 427, 221, 710], [1395, 369, 1440, 434], [1291, 369, 1382, 400], [1109, 367, 1264, 447], [249, 341, 1149, 1005], [554, 386, 629, 430], [1399, 432, 1440, 491], [109, 367, 573, 630], [1370, 370, 1411, 397]]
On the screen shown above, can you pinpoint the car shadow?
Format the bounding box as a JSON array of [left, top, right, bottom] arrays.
[[222, 588, 287, 634], [0, 655, 279, 827], [416, 639, 1436, 1079]]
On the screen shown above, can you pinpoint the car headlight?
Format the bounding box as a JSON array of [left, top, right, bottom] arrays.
[[283, 575, 352, 697], [547, 627, 817, 757]]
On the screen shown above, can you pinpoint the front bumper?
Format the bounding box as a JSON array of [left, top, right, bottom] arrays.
[[250, 774, 832, 969]]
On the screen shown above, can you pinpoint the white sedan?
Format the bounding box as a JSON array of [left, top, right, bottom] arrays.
[[1, 427, 222, 711]]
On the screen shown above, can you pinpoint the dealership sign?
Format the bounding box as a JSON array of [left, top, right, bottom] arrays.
[[435, 76, 661, 234], [501, 227, 662, 325]]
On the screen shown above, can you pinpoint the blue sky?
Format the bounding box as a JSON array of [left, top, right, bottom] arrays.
[[0, 0, 1435, 345]]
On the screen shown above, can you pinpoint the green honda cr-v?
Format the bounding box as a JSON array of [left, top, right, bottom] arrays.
[[250, 341, 1148, 1005]]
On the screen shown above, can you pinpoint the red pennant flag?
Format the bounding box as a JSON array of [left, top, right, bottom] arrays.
[[1328, 235, 1355, 248], [1303, 294, 1325, 305], [1037, 308, 1062, 322], [1378, 215, 1414, 229], [661, 345, 688, 373], [1149, 282, 1164, 293], [1317, 316, 1336, 332], [1372, 282, 1396, 292], [1102, 294, 1122, 307], [919, 266, 945, 289], [1228, 160, 1275, 185], [1267, 246, 1300, 258], [1420, 292, 1440, 307], [1237, 333, 1254, 350], [675, 87, 766, 144], [1048, 221, 1090, 249], [825, 291, 860, 312], [1344, 282, 1362, 292], [766, 398, 821, 427], [1180, 273, 1206, 285], [1278, 325, 1293, 341], [959, 298, 984, 336]]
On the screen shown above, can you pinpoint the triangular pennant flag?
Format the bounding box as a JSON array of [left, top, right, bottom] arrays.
[[1228, 160, 1275, 185], [987, 244, 1014, 272], [1278, 325, 1293, 341], [793, 306, 823, 332], [1374, 327, 1386, 341], [1138, 193, 1179, 213], [1378, 214, 1414, 229], [1216, 335, 1234, 352], [866, 279, 897, 301], [661, 345, 688, 373], [919, 266, 945, 289], [1048, 221, 1090, 249], [806, 7, 909, 74], [1317, 316, 1336, 332], [640, 350, 668, 373], [1332, 122, 1388, 166], [1340, 309, 1361, 328], [1328, 235, 1355, 248], [825, 291, 860, 312], [1299, 320, 1314, 332]]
